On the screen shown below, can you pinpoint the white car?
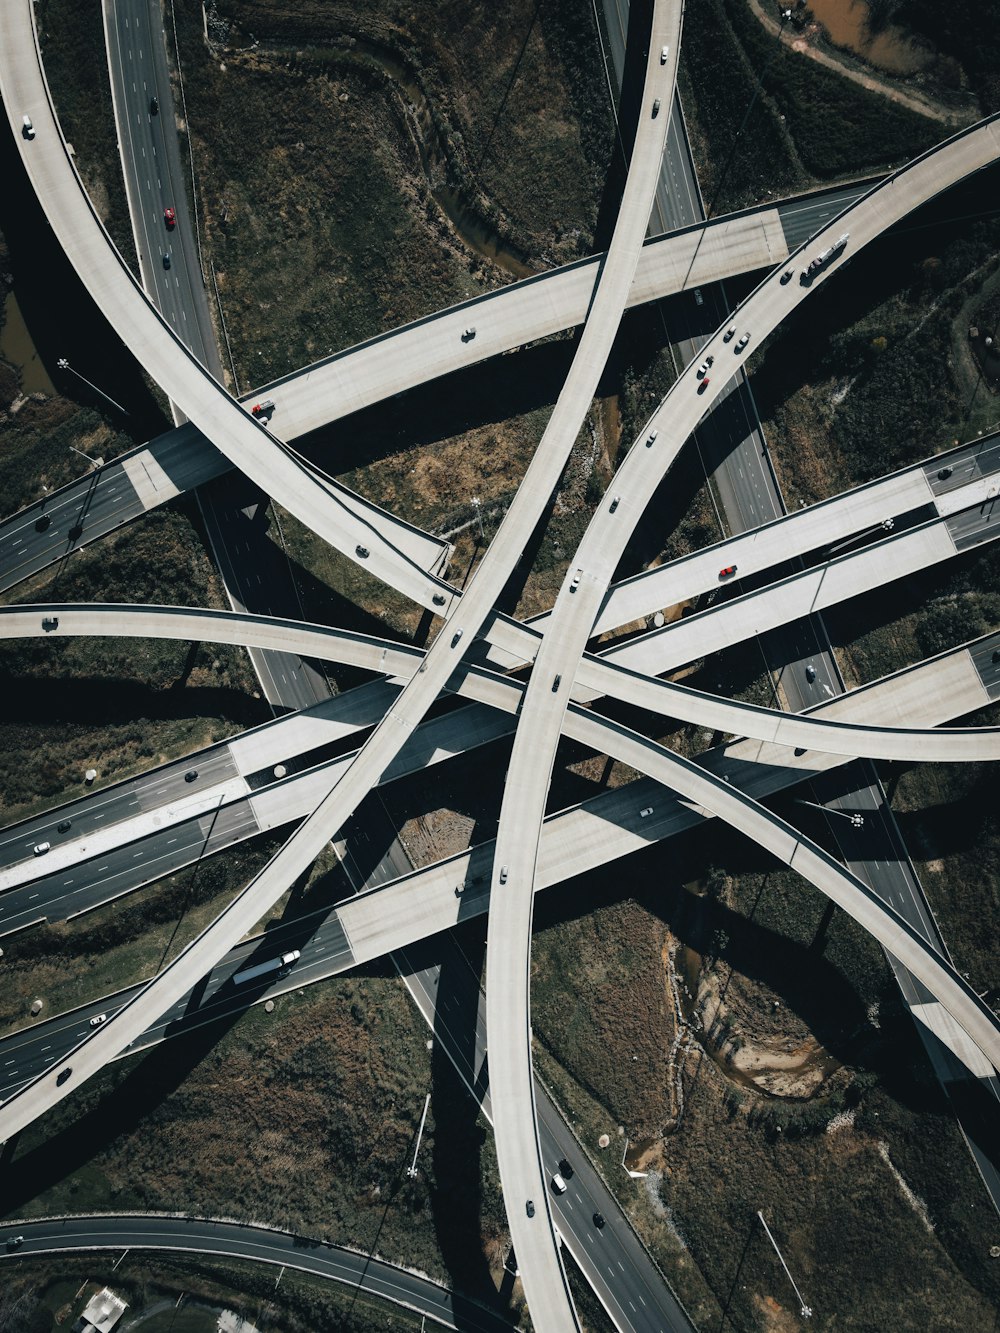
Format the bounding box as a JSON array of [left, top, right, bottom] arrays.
[[33, 842, 50, 856], [660, 45, 669, 63], [735, 332, 751, 352], [723, 325, 736, 342], [696, 356, 714, 378], [90, 1013, 108, 1027], [22, 115, 34, 139]]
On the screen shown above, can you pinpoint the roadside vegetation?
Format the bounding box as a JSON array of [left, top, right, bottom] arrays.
[[0, 505, 263, 824], [529, 825, 1000, 1329], [0, 831, 291, 1039], [35, 0, 136, 265], [1, 971, 515, 1319], [899, 0, 1000, 113], [4, 1254, 442, 1332], [751, 172, 1000, 505], [0, 229, 144, 512], [680, 0, 945, 214], [171, 0, 613, 392]]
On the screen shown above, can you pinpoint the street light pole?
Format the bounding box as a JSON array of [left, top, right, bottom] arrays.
[[796, 799, 864, 829], [56, 358, 128, 416], [757, 1211, 812, 1319], [471, 496, 485, 543], [406, 1092, 431, 1179], [67, 443, 103, 469]]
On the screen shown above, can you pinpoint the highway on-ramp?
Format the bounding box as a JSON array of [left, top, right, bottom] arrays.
[[0, 1213, 515, 1333], [0, 0, 457, 615]]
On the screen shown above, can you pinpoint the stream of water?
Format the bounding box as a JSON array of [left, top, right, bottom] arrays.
[[806, 0, 932, 76], [1, 290, 56, 396]]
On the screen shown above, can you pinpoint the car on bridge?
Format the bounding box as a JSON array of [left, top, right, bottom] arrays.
[[163, 206, 176, 229], [718, 565, 738, 579]]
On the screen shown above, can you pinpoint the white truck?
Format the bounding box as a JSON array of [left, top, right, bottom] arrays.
[[807, 232, 849, 274], [233, 950, 300, 986]]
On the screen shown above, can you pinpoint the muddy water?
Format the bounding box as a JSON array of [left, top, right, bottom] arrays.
[[351, 38, 537, 280], [0, 291, 56, 396], [807, 0, 932, 76]]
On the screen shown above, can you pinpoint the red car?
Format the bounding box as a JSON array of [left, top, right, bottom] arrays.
[[163, 206, 176, 229], [718, 565, 738, 579]]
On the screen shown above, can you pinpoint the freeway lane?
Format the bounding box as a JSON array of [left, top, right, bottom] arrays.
[[0, 747, 239, 872], [104, 0, 216, 371], [397, 938, 696, 1333], [0, 184, 863, 602], [105, 0, 328, 711], [479, 5, 681, 1319], [0, 2, 458, 614], [2, 632, 996, 1106], [0, 1214, 515, 1333], [6, 570, 1000, 913]]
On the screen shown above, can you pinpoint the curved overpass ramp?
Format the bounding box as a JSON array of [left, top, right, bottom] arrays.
[[0, 1, 455, 615], [484, 108, 1000, 1320], [0, 1213, 514, 1333]]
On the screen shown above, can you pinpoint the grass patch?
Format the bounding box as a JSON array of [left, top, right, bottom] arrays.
[[0, 505, 264, 823], [0, 830, 289, 1037], [527, 822, 1000, 1328], [680, 0, 944, 214], [35, 0, 136, 265], [1, 973, 514, 1309], [888, 758, 1000, 998], [752, 176, 1000, 502], [173, 0, 612, 391]]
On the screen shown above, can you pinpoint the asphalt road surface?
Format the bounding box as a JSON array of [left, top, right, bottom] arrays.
[[599, 0, 1000, 1217], [0, 1213, 515, 1333], [107, 0, 324, 711]]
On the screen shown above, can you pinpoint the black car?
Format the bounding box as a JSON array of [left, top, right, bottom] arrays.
[[184, 770, 198, 783], [163, 253, 171, 270], [593, 1212, 605, 1230], [525, 1200, 535, 1218], [558, 1158, 574, 1180], [149, 96, 159, 115], [805, 664, 817, 683], [57, 820, 71, 833], [35, 514, 51, 532], [56, 1066, 72, 1085]]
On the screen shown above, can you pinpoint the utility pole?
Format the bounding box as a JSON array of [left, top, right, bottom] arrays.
[[406, 1092, 431, 1179], [757, 1211, 812, 1319]]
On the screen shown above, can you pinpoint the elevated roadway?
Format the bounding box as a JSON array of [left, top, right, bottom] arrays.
[[484, 107, 1000, 1292], [3, 591, 1000, 911], [596, 498, 1000, 679], [0, 1213, 515, 1333], [0, 184, 874, 600], [0, 0, 456, 614], [0, 15, 677, 1282], [2, 635, 996, 1104]]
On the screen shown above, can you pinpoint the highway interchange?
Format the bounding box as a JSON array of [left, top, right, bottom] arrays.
[[2, 0, 1000, 1328]]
